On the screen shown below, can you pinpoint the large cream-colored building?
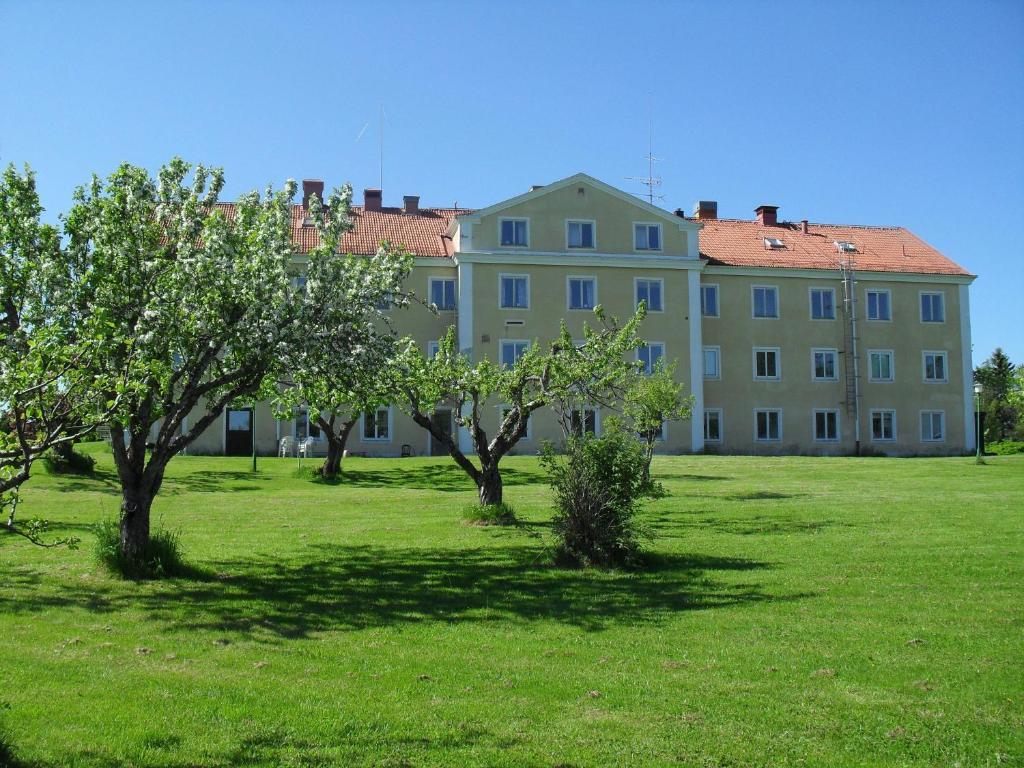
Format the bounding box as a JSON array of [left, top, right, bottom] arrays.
[[187, 173, 976, 458]]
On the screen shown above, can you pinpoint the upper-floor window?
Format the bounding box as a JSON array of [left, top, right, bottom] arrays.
[[638, 342, 665, 375], [868, 350, 894, 382], [866, 289, 891, 321], [567, 277, 596, 310], [500, 274, 529, 309], [753, 347, 781, 380], [501, 340, 529, 368], [635, 278, 663, 312], [566, 220, 595, 249], [430, 277, 456, 311], [923, 351, 948, 383], [920, 292, 945, 323], [703, 346, 721, 380], [752, 286, 779, 318], [701, 284, 719, 317], [810, 288, 836, 320], [427, 340, 440, 359], [634, 223, 662, 251], [499, 218, 529, 247], [812, 348, 838, 381]]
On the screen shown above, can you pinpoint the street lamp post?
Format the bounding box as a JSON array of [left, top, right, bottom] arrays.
[[974, 383, 983, 464]]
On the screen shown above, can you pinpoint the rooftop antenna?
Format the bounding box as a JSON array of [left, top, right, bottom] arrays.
[[626, 96, 664, 204], [379, 104, 384, 191]]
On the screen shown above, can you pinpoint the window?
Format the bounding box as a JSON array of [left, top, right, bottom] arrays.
[[703, 346, 721, 380], [499, 218, 528, 247], [754, 409, 782, 442], [430, 278, 456, 310], [292, 276, 307, 295], [704, 409, 723, 442], [638, 343, 665, 375], [635, 278, 663, 311], [920, 292, 945, 323], [634, 223, 662, 251], [835, 240, 857, 253], [810, 288, 836, 320], [362, 407, 391, 441], [501, 340, 528, 368], [375, 293, 392, 311], [764, 237, 785, 249], [566, 220, 595, 249], [868, 350, 894, 382], [295, 408, 322, 441], [570, 408, 598, 437], [812, 349, 838, 381], [500, 274, 529, 309], [871, 410, 896, 442], [923, 351, 948, 383], [920, 411, 945, 442], [752, 286, 779, 318], [753, 347, 780, 380], [813, 409, 840, 442], [427, 340, 440, 359], [866, 289, 891, 321], [567, 277, 596, 310], [500, 407, 531, 439], [701, 284, 719, 317]]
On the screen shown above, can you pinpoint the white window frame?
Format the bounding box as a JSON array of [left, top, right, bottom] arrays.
[[865, 288, 892, 322], [500, 339, 530, 369], [565, 219, 596, 250], [751, 285, 780, 319], [361, 406, 393, 442], [867, 349, 895, 383], [637, 342, 666, 375], [703, 408, 723, 443], [811, 348, 839, 382], [570, 406, 601, 437], [919, 291, 945, 323], [499, 273, 530, 310], [498, 217, 529, 248], [566, 275, 598, 311], [634, 277, 664, 312], [294, 407, 324, 443], [812, 408, 841, 443], [701, 283, 720, 318], [922, 350, 949, 383], [753, 408, 783, 442], [870, 409, 897, 443], [428, 277, 457, 311], [752, 346, 781, 381], [703, 346, 721, 380], [919, 410, 946, 442], [633, 221, 663, 252], [499, 405, 531, 440], [808, 287, 837, 321], [427, 340, 440, 358]]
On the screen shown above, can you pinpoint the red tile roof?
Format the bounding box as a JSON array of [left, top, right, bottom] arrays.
[[698, 218, 970, 276]]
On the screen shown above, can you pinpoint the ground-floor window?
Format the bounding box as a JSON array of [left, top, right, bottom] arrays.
[[570, 407, 598, 437], [920, 410, 945, 442], [363, 407, 391, 441], [871, 409, 896, 442], [704, 409, 723, 442], [295, 407, 322, 441], [754, 409, 782, 442], [813, 409, 840, 442]]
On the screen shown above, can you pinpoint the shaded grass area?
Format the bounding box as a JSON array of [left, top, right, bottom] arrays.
[[1, 444, 1022, 767]]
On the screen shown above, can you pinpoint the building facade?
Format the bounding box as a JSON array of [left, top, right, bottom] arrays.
[[184, 173, 975, 458]]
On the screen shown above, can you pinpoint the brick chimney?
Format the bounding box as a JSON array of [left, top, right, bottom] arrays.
[[302, 179, 324, 209], [755, 205, 779, 226], [403, 195, 420, 215], [364, 188, 382, 212], [801, 219, 809, 234], [693, 200, 718, 220]]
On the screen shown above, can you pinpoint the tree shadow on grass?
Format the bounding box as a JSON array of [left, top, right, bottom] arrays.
[[328, 464, 545, 492], [648, 509, 851, 537]]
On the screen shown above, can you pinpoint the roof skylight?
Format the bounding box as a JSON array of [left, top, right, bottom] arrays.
[[835, 240, 857, 253], [764, 237, 785, 249]]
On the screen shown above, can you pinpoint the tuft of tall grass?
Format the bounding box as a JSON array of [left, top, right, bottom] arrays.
[[93, 519, 187, 580], [462, 502, 517, 526]]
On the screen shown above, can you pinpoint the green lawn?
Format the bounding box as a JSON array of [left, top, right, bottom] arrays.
[[1, 446, 1022, 767]]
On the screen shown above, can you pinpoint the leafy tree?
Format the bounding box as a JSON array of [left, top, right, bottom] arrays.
[[974, 348, 1019, 442], [397, 306, 645, 505], [622, 360, 694, 487]]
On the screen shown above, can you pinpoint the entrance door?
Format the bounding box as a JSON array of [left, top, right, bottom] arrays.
[[430, 409, 453, 456], [225, 408, 253, 456]]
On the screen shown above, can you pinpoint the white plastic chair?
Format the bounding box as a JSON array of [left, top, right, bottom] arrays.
[[297, 437, 316, 466], [278, 436, 295, 457]]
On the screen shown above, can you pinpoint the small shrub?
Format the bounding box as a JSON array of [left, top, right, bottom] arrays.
[[93, 519, 187, 580], [988, 440, 1024, 456], [463, 502, 517, 526], [43, 446, 96, 475]]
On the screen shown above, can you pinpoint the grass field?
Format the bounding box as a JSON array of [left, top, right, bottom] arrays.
[[1, 445, 1022, 767]]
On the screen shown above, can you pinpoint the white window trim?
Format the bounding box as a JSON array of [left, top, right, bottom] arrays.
[[428, 277, 457, 311], [808, 286, 837, 321], [919, 410, 946, 442], [701, 283, 720, 318], [704, 408, 723, 443], [864, 288, 893, 322], [867, 349, 895, 383], [498, 273, 530, 310], [922, 349, 949, 383], [294, 407, 326, 443], [751, 284, 780, 320], [499, 405, 531, 440], [498, 217, 530, 248], [812, 408, 841, 443], [637, 342, 666, 375], [500, 338, 530, 368], [919, 290, 946, 324], [632, 221, 663, 252], [361, 406, 393, 443], [565, 219, 597, 251], [869, 408, 897, 443], [752, 346, 781, 381], [427, 340, 440, 358], [565, 275, 598, 311], [572, 406, 602, 437], [753, 408, 783, 442], [811, 347, 839, 382], [703, 345, 721, 381], [634, 277, 665, 313]]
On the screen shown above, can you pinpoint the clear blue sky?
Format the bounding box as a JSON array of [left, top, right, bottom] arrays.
[[2, 0, 1022, 366]]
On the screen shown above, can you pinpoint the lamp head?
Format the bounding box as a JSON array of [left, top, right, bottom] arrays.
[[974, 383, 983, 395]]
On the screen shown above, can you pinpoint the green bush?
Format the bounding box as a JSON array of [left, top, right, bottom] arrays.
[[93, 519, 187, 580], [988, 440, 1024, 455], [462, 502, 517, 526], [541, 425, 648, 568], [42, 446, 96, 475]]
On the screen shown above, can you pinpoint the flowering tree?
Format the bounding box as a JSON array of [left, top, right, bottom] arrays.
[[622, 360, 694, 486]]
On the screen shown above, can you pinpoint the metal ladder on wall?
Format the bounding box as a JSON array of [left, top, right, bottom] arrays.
[[839, 259, 862, 453]]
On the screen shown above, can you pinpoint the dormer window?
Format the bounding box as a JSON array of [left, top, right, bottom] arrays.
[[764, 237, 785, 249], [835, 240, 857, 253]]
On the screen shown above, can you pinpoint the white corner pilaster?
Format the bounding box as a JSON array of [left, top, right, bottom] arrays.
[[457, 259, 474, 453], [688, 269, 705, 453], [959, 283, 976, 452]]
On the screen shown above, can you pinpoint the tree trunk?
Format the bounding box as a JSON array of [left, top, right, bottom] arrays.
[[120, 482, 155, 562], [319, 418, 355, 479], [478, 463, 503, 506]]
